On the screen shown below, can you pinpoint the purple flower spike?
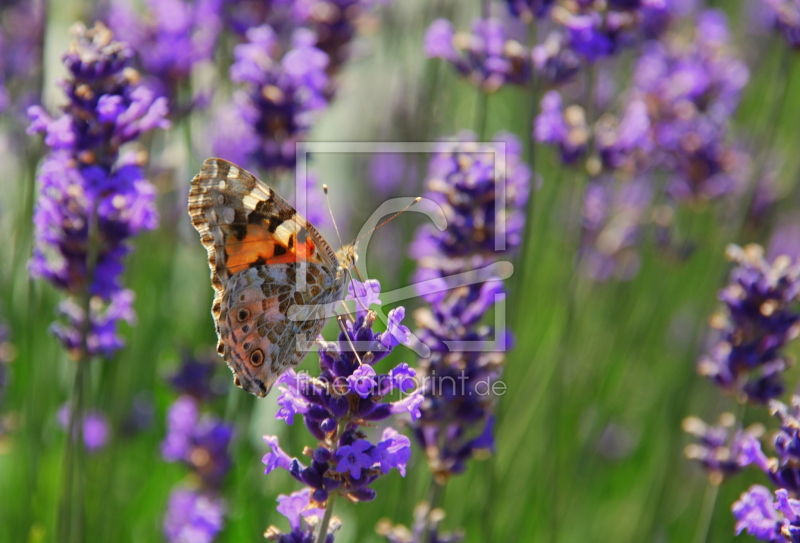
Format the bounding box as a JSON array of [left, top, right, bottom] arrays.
[[107, 0, 223, 112], [216, 25, 329, 171], [424, 17, 530, 92], [335, 439, 374, 479], [163, 488, 224, 543], [161, 396, 233, 488], [698, 244, 800, 403], [262, 280, 417, 505], [27, 23, 167, 359]]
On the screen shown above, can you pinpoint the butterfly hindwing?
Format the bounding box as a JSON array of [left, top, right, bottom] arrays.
[[188, 158, 346, 396]]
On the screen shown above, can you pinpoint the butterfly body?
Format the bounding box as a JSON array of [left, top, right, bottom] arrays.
[[188, 158, 351, 397]]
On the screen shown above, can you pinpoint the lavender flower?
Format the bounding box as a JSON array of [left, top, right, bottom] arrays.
[[262, 279, 418, 504], [264, 488, 339, 542], [424, 18, 530, 93], [215, 25, 329, 170], [409, 132, 530, 267], [631, 11, 749, 202], [531, 32, 582, 86], [408, 131, 528, 480], [505, 0, 555, 22], [739, 397, 800, 495], [698, 244, 800, 403], [168, 352, 227, 401], [377, 502, 464, 543], [762, 0, 800, 48], [107, 0, 223, 111], [534, 91, 589, 166], [57, 404, 111, 452], [683, 413, 765, 484], [161, 395, 234, 488], [732, 485, 783, 542], [163, 488, 225, 543], [412, 282, 505, 479], [0, 0, 45, 122], [579, 176, 652, 282], [27, 23, 168, 359], [536, 11, 749, 203]]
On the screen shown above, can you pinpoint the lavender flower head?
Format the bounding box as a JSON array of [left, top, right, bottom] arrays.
[[262, 279, 418, 504], [698, 244, 800, 403], [631, 10, 749, 202], [107, 0, 223, 110], [732, 485, 784, 542], [682, 413, 765, 484], [215, 25, 329, 170], [412, 281, 505, 480], [505, 0, 556, 22], [579, 176, 652, 282], [762, 0, 800, 48], [57, 404, 111, 452], [264, 488, 339, 542], [161, 395, 234, 488], [740, 397, 800, 496], [410, 131, 530, 270], [26, 23, 168, 358], [424, 18, 530, 92], [163, 488, 225, 543], [377, 502, 464, 543]]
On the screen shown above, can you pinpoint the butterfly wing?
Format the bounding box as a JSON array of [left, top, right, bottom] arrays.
[[219, 263, 343, 396], [188, 158, 344, 396]]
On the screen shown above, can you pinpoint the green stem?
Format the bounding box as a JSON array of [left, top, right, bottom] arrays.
[[314, 495, 336, 543], [692, 481, 720, 543], [56, 195, 100, 543], [419, 478, 445, 543], [475, 90, 489, 140]]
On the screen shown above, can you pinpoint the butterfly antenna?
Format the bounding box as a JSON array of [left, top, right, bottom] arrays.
[[323, 184, 346, 250], [336, 314, 364, 365], [353, 197, 422, 247]]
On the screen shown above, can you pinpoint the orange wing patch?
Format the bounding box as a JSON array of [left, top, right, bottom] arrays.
[[225, 223, 319, 275]]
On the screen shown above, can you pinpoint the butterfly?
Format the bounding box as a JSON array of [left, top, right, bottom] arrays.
[[188, 158, 356, 397]]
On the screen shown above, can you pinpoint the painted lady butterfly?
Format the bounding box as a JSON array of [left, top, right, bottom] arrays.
[[188, 158, 355, 397]]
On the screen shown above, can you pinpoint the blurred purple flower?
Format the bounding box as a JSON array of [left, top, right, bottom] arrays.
[[531, 32, 582, 86], [163, 488, 224, 543], [579, 176, 652, 282], [27, 23, 168, 359], [424, 17, 530, 93], [378, 503, 464, 543], [168, 352, 226, 401], [768, 219, 800, 264], [107, 0, 223, 112], [264, 280, 417, 503], [0, 0, 45, 123], [699, 244, 800, 403], [762, 0, 800, 48], [732, 485, 783, 541], [369, 153, 417, 197], [215, 25, 329, 170], [683, 413, 765, 483], [57, 404, 111, 452], [161, 395, 234, 488], [505, 0, 555, 21], [535, 91, 589, 165], [410, 131, 530, 266]]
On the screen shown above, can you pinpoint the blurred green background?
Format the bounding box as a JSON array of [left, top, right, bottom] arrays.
[[2, 0, 800, 542]]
